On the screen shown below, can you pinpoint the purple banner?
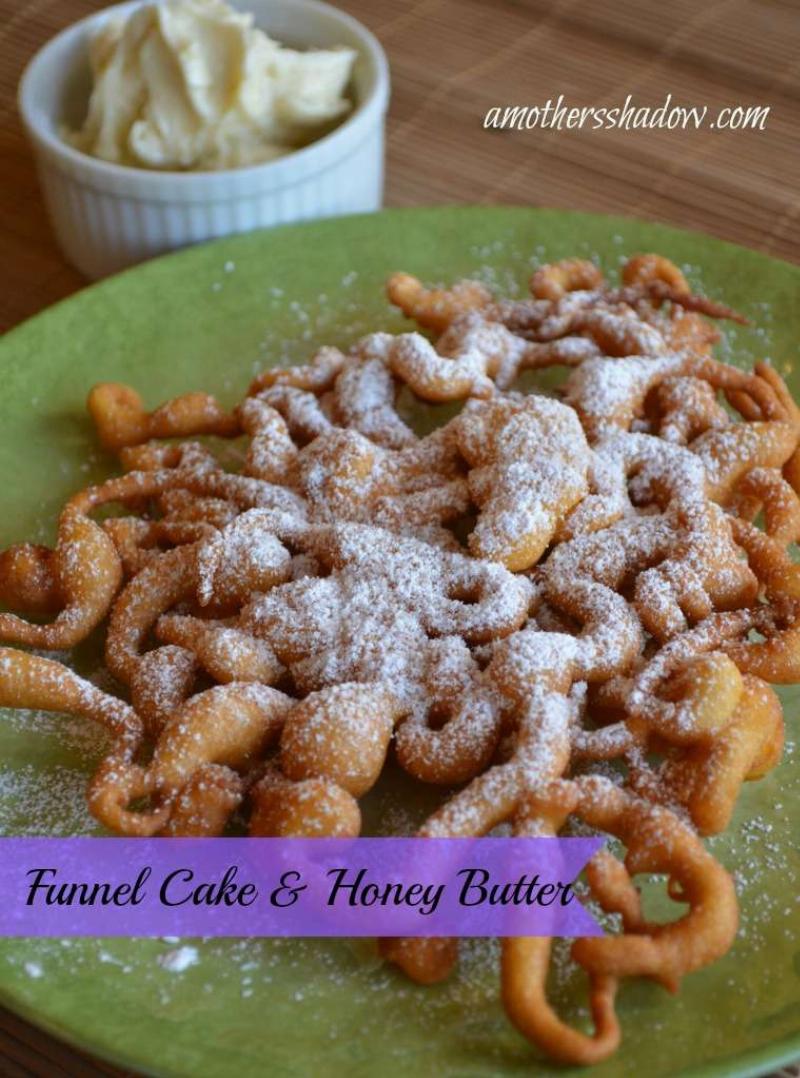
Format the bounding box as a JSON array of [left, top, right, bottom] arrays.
[[0, 837, 603, 937]]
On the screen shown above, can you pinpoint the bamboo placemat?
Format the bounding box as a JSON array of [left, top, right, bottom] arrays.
[[0, 0, 798, 1074], [1, 0, 798, 330]]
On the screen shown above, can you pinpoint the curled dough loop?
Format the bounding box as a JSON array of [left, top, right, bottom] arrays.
[[530, 258, 604, 301], [249, 769, 361, 837], [88, 383, 238, 451], [0, 506, 122, 649], [281, 682, 405, 797], [90, 683, 293, 836]]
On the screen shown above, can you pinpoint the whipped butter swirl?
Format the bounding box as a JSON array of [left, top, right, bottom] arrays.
[[68, 0, 357, 170]]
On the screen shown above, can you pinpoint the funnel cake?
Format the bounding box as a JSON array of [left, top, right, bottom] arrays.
[[0, 253, 798, 1065]]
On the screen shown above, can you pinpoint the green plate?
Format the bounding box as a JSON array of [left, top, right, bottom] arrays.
[[0, 207, 799, 1078]]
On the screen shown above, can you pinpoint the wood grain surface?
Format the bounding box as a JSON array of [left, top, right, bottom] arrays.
[[1, 0, 799, 332], [0, 0, 798, 1074]]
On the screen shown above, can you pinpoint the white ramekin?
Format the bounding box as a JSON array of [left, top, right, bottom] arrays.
[[18, 0, 390, 279]]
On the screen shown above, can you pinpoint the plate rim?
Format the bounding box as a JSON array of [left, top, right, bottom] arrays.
[[3, 204, 799, 350]]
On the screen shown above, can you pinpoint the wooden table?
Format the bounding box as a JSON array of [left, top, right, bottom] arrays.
[[0, 0, 798, 1073], [2, 0, 799, 331]]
